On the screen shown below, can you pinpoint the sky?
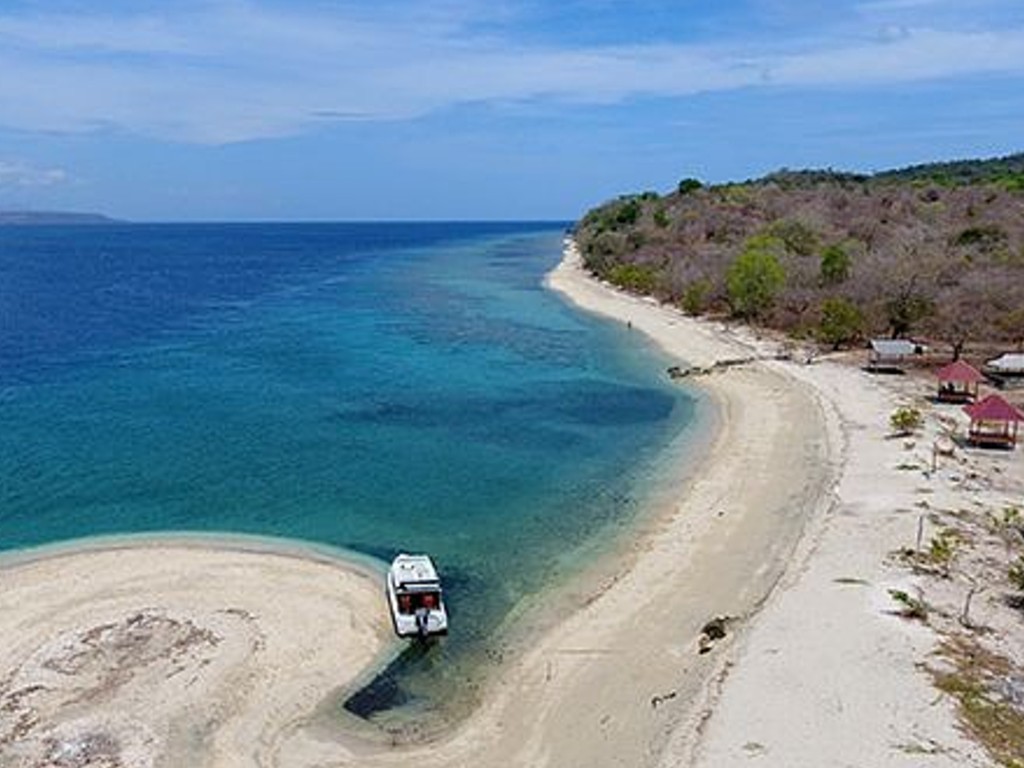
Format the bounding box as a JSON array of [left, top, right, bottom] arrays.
[[0, 0, 1022, 221]]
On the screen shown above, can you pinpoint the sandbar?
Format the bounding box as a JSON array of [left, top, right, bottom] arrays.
[[0, 540, 394, 768]]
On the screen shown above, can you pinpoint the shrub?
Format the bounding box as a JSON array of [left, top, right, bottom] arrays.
[[626, 230, 646, 251], [818, 297, 864, 349], [1010, 557, 1024, 592], [653, 207, 670, 228], [928, 531, 958, 577], [820, 243, 851, 284], [952, 225, 1008, 253], [726, 235, 786, 320], [889, 406, 923, 436], [889, 589, 928, 621], [885, 291, 934, 339], [614, 198, 642, 226], [995, 307, 1024, 349], [608, 263, 658, 294], [680, 279, 712, 316], [766, 219, 820, 257], [677, 177, 703, 195]]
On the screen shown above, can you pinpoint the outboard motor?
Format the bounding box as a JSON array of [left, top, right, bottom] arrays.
[[415, 607, 429, 637]]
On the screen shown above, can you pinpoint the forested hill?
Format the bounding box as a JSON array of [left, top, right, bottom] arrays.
[[573, 153, 1024, 355]]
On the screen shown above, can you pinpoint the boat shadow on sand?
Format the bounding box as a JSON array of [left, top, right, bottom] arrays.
[[343, 639, 444, 719]]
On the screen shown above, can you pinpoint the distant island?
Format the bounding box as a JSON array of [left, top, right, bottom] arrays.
[[573, 153, 1024, 356], [0, 210, 120, 225]]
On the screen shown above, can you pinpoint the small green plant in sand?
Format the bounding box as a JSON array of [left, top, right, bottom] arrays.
[[890, 406, 923, 436], [1010, 557, 1024, 593], [930, 636, 1024, 768], [990, 506, 1023, 543], [889, 588, 929, 621], [928, 531, 959, 578]]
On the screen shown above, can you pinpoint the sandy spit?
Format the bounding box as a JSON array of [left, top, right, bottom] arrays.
[[0, 542, 395, 768]]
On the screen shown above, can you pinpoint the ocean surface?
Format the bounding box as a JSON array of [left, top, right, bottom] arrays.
[[0, 221, 697, 729]]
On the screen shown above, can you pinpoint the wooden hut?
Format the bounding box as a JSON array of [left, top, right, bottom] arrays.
[[963, 394, 1024, 448], [935, 359, 985, 403]]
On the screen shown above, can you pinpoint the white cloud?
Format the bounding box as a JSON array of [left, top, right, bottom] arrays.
[[774, 28, 1024, 85], [0, 160, 69, 188], [0, 2, 1021, 144]]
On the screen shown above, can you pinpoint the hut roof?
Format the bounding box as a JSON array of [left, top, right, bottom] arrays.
[[986, 353, 1024, 373], [963, 394, 1024, 423], [870, 339, 918, 356], [936, 359, 985, 384]]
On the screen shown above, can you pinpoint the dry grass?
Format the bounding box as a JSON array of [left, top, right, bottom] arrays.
[[929, 636, 1024, 768]]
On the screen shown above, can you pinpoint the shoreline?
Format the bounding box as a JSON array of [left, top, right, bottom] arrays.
[[0, 241, 846, 767], [0, 237, 999, 766], [0, 530, 390, 574]]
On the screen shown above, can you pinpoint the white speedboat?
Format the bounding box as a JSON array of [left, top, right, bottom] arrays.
[[386, 553, 448, 638]]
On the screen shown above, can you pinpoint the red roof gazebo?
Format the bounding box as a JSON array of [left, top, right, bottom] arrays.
[[936, 359, 985, 402], [963, 394, 1024, 448]]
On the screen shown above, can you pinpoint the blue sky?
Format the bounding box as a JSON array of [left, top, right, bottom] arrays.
[[0, 0, 1022, 220]]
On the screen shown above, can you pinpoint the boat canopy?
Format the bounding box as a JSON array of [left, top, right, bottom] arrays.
[[391, 554, 441, 588]]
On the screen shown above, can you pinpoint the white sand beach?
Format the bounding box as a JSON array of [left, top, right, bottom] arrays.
[[546, 242, 1017, 768], [0, 543, 394, 768], [2, 241, 1020, 767]]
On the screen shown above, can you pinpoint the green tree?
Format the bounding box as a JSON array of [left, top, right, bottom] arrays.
[[886, 292, 934, 339], [608, 263, 658, 293], [726, 235, 786, 320], [614, 198, 642, 226], [766, 219, 819, 256], [885, 275, 934, 338], [820, 243, 851, 285], [996, 307, 1024, 350], [680, 279, 712, 316], [818, 297, 864, 349], [677, 177, 703, 195]]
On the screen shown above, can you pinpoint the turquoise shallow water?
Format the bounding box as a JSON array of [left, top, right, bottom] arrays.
[[0, 222, 697, 726]]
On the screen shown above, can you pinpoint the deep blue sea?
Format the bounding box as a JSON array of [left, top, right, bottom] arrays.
[[0, 221, 697, 728]]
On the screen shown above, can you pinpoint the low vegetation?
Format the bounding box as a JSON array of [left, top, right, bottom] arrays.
[[930, 637, 1024, 768], [889, 406, 923, 436], [890, 492, 1024, 766], [888, 588, 929, 621], [574, 153, 1024, 352]]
